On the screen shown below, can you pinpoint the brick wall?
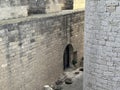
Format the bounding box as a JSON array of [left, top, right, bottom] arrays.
[[0, 9, 84, 90], [84, 0, 120, 90]]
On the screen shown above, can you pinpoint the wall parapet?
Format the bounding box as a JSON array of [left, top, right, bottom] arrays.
[[0, 9, 84, 25]]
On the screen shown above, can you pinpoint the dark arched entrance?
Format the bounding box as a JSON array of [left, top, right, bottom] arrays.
[[63, 44, 73, 70]]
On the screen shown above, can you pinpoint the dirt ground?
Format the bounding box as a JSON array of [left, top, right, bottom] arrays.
[[62, 68, 83, 90], [43, 68, 83, 90]]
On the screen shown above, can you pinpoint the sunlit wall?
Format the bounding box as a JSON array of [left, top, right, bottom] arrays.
[[74, 0, 85, 9]]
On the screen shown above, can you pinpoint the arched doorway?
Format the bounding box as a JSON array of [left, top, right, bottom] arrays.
[[63, 44, 74, 70]]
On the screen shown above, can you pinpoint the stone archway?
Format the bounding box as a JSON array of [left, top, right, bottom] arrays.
[[63, 44, 74, 70]]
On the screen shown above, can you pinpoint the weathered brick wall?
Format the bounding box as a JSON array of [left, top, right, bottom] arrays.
[[0, 0, 28, 20], [0, 10, 84, 90], [84, 0, 120, 90]]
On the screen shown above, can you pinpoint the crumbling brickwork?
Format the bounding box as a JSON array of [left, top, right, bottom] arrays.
[[84, 0, 120, 90]]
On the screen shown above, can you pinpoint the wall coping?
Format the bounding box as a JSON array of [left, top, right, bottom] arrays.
[[0, 9, 85, 26]]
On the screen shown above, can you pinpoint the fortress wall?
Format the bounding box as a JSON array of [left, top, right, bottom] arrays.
[[0, 10, 84, 90]]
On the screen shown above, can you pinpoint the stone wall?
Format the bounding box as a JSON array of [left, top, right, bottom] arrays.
[[0, 0, 28, 20], [63, 0, 73, 9], [28, 0, 45, 14], [84, 0, 120, 90], [28, 0, 63, 14], [0, 0, 64, 19], [0, 9, 84, 90]]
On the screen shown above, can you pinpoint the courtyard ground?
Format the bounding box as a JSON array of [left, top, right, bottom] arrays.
[[44, 68, 83, 90], [62, 68, 83, 90]]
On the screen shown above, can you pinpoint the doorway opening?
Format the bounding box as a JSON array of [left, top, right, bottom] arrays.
[[63, 44, 74, 70]]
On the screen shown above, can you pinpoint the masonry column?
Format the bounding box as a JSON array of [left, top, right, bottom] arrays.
[[84, 0, 120, 90]]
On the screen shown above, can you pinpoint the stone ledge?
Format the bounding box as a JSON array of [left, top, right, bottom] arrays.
[[0, 9, 85, 25]]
